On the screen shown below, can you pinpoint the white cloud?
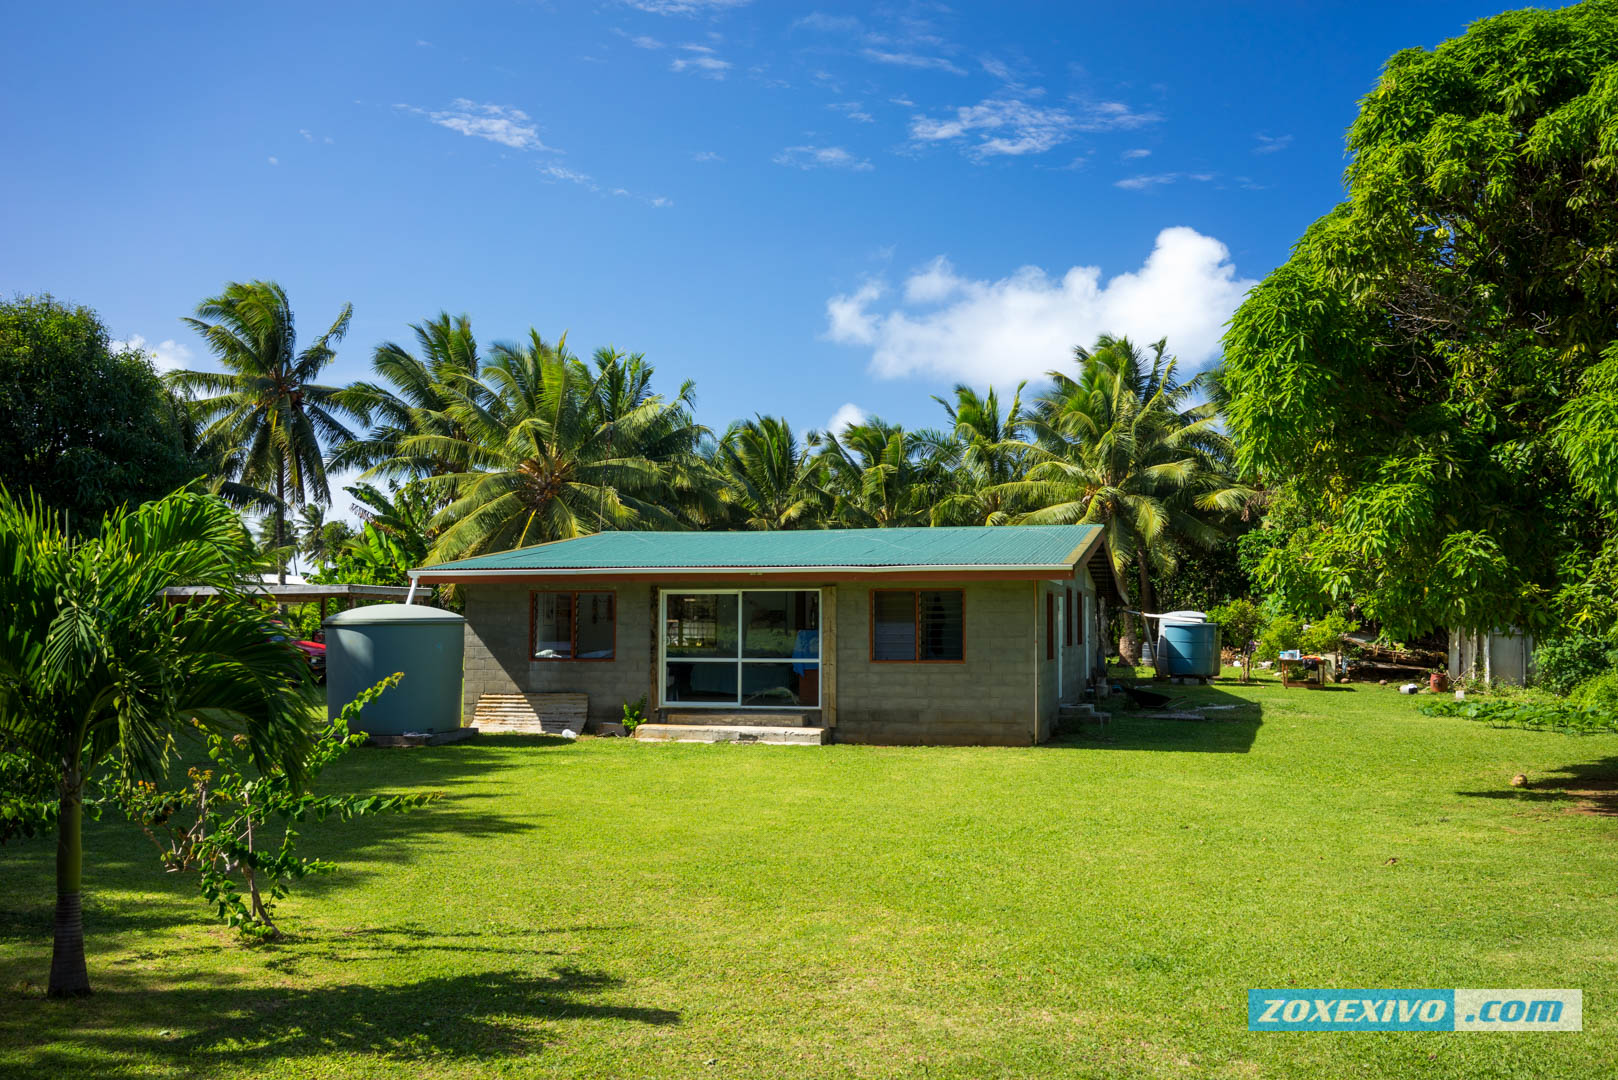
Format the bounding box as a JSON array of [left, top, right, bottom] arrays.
[[825, 280, 884, 343], [903, 256, 959, 304], [1122, 147, 1151, 159], [267, 156, 279, 165], [541, 163, 596, 187], [408, 99, 554, 151], [826, 402, 869, 436], [625, 0, 750, 13], [1071, 98, 1161, 131], [112, 334, 193, 374], [823, 227, 1256, 382], [692, 150, 723, 161], [671, 45, 731, 77], [828, 101, 874, 123], [793, 12, 861, 33], [1253, 133, 1293, 154], [1114, 171, 1214, 190], [910, 97, 1077, 157], [861, 49, 966, 75], [773, 145, 873, 171], [630, 34, 665, 49]]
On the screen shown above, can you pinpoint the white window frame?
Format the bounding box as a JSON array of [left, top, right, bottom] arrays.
[[658, 587, 823, 710]]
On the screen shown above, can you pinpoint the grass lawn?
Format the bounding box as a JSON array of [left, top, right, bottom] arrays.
[[2, 674, 1616, 1079]]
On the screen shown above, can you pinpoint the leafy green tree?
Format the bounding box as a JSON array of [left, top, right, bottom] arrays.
[[1221, 1, 1618, 639], [122, 675, 438, 941], [1208, 598, 1267, 682], [170, 281, 362, 583], [0, 296, 197, 526], [294, 503, 353, 571], [713, 415, 827, 530], [926, 384, 1031, 526], [0, 487, 315, 996], [414, 334, 710, 561]]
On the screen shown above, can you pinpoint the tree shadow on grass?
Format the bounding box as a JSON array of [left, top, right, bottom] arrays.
[[257, 923, 636, 975], [1049, 681, 1264, 753], [1457, 756, 1618, 817], [10, 964, 679, 1080]]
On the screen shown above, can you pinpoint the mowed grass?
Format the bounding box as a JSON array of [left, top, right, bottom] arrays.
[[2, 675, 1616, 1079]]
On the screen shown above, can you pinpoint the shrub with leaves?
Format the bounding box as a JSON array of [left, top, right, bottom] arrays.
[[1532, 633, 1617, 696], [120, 675, 441, 942], [1422, 698, 1618, 736], [1301, 612, 1360, 658], [620, 695, 647, 733], [1207, 598, 1266, 682], [1254, 614, 1303, 662]]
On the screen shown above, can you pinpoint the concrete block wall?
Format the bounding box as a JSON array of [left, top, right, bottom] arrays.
[[832, 580, 1041, 746], [461, 581, 653, 724]]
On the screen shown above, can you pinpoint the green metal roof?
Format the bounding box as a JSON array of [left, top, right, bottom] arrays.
[[415, 525, 1103, 575]]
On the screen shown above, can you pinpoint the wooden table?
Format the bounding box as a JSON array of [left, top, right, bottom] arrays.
[[1278, 656, 1330, 688]]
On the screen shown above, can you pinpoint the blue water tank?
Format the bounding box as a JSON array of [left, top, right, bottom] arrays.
[[324, 604, 466, 734], [1159, 621, 1223, 678]]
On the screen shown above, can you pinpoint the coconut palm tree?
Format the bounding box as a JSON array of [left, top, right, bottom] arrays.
[[713, 415, 827, 530], [169, 281, 362, 583], [0, 487, 315, 996], [813, 418, 943, 528], [294, 503, 353, 570], [329, 312, 485, 478], [414, 334, 711, 562], [925, 383, 1031, 526], [991, 336, 1253, 656]]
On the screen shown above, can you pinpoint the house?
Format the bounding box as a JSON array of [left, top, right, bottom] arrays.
[[408, 525, 1126, 746]]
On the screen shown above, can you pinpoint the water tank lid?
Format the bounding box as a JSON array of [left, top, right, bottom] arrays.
[[324, 603, 465, 626]]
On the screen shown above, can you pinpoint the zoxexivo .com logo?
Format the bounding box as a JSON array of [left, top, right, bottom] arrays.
[[1248, 990, 1582, 1032]]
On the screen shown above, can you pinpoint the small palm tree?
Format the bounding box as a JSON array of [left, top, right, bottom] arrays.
[[813, 418, 941, 528], [415, 334, 710, 562], [169, 281, 362, 583], [0, 487, 316, 996], [926, 383, 1030, 525], [330, 312, 485, 478], [992, 336, 1252, 652], [714, 415, 827, 530]]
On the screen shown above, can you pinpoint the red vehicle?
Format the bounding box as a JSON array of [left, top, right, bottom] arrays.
[[268, 622, 327, 683]]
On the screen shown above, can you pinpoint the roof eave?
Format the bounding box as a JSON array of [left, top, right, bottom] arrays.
[[412, 561, 1081, 582]]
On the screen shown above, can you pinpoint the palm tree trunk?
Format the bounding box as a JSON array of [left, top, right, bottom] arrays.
[[1137, 559, 1157, 672], [49, 766, 90, 998], [275, 466, 287, 586]]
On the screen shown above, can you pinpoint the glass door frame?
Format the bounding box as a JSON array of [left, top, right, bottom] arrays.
[[658, 587, 823, 710]]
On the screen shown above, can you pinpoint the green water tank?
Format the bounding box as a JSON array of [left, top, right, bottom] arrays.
[[1158, 620, 1223, 678], [324, 603, 466, 735]]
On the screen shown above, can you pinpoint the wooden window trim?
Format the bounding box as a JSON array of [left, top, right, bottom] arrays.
[[1065, 587, 1074, 647], [1046, 593, 1055, 661], [868, 588, 966, 664], [530, 589, 618, 662]]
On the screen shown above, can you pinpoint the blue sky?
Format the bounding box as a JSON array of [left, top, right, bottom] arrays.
[[4, 0, 1507, 465]]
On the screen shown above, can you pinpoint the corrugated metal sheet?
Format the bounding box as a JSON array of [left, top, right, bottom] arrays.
[[418, 525, 1102, 572]]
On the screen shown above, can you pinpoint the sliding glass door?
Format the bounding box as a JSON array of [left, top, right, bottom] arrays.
[[661, 589, 821, 708]]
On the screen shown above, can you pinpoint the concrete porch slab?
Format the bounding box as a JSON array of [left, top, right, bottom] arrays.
[[634, 723, 828, 745]]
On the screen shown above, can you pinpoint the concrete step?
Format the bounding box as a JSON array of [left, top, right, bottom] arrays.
[[1058, 703, 1110, 725], [634, 724, 828, 745], [663, 712, 813, 727]]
